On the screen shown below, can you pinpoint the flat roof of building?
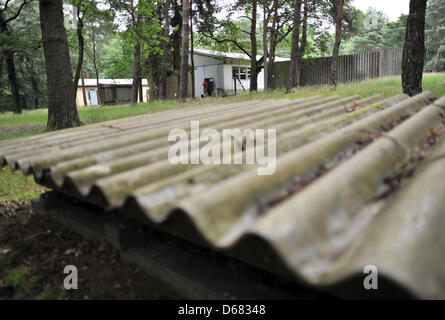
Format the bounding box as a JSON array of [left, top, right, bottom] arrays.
[[193, 48, 291, 62], [77, 79, 149, 87]]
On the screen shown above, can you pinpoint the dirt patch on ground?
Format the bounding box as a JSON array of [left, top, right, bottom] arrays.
[[0, 200, 180, 299]]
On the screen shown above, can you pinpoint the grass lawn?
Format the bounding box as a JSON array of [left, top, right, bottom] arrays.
[[0, 167, 46, 201], [235, 73, 445, 101], [0, 99, 183, 127]]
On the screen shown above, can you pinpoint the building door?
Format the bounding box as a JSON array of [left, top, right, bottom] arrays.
[[88, 89, 99, 106], [195, 67, 205, 98], [204, 78, 215, 96]]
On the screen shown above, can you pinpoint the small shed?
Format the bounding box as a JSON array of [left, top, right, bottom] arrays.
[[76, 79, 149, 107]]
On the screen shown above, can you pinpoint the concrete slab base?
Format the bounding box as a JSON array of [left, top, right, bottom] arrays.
[[32, 192, 328, 299]]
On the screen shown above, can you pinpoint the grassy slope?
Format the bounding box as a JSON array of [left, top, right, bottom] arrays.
[[0, 100, 182, 127], [235, 73, 445, 101], [1, 74, 444, 129], [0, 73, 444, 201]]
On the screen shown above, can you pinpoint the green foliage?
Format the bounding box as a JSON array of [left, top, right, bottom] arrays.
[[5, 266, 31, 288], [0, 70, 11, 96], [195, 20, 251, 54], [383, 15, 407, 49], [133, 0, 165, 55], [196, 0, 362, 61], [1, 1, 47, 111], [100, 35, 134, 78], [343, 8, 389, 52], [2, 264, 48, 299], [424, 0, 445, 72], [66, 0, 115, 79], [193, 0, 219, 32], [0, 166, 46, 201], [277, 27, 332, 58], [341, 9, 407, 55], [197, 0, 289, 57], [317, 0, 362, 40], [110, 0, 164, 54], [37, 289, 59, 300]]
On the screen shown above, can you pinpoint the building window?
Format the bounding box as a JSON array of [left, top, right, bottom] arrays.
[[232, 66, 251, 80]]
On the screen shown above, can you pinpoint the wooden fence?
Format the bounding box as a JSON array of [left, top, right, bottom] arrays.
[[272, 48, 403, 88]]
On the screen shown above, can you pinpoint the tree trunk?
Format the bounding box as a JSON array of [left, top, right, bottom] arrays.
[[263, 0, 268, 92], [286, 0, 302, 93], [139, 76, 143, 102], [148, 55, 154, 101], [172, 0, 182, 97], [4, 51, 21, 114], [0, 56, 3, 81], [433, 50, 440, 73], [402, 0, 427, 96], [91, 25, 100, 104], [1, 11, 21, 114], [177, 73, 180, 97], [73, 10, 84, 100], [330, 0, 345, 89], [250, 0, 258, 92], [190, 0, 195, 98], [179, 0, 190, 101], [160, 0, 170, 100], [29, 56, 37, 109], [29, 73, 38, 109], [295, 0, 308, 87], [81, 65, 87, 106], [131, 42, 141, 104], [267, 0, 278, 90], [39, 0, 81, 130]]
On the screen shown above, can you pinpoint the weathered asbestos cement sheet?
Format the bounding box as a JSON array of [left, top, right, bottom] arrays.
[[1, 93, 445, 299]]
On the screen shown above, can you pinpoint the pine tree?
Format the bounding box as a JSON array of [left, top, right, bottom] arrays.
[[402, 0, 428, 96], [424, 0, 445, 72], [40, 0, 81, 129]]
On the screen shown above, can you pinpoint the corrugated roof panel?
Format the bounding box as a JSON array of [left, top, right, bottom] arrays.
[[1, 92, 444, 299]]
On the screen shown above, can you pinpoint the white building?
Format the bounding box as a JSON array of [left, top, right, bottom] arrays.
[[190, 49, 290, 98]]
